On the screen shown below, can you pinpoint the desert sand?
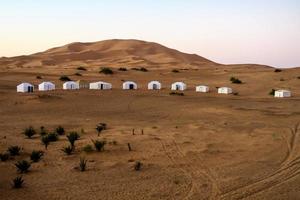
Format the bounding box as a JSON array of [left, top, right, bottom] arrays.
[[0, 40, 300, 200]]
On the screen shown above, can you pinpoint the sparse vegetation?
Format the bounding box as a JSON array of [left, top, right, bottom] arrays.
[[172, 69, 179, 73], [269, 89, 276, 96], [82, 144, 93, 153], [62, 146, 73, 155], [41, 135, 50, 149], [77, 66, 87, 71], [0, 152, 9, 161], [230, 77, 242, 84], [15, 160, 31, 173], [74, 72, 82, 76], [55, 126, 65, 135], [47, 132, 59, 142], [92, 140, 106, 152], [131, 67, 148, 72], [134, 161, 142, 171], [40, 126, 48, 136], [233, 92, 239, 96], [118, 67, 127, 71], [79, 157, 87, 172], [36, 75, 42, 79], [280, 78, 285, 81], [59, 75, 71, 81], [96, 123, 106, 136], [99, 67, 114, 75], [30, 150, 44, 162], [67, 132, 80, 148], [169, 92, 184, 96], [23, 126, 36, 139], [12, 176, 24, 189], [274, 69, 282, 73], [8, 146, 21, 156]]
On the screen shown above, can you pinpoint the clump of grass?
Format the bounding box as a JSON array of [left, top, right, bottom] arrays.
[[12, 176, 24, 189], [92, 140, 106, 152], [39, 126, 48, 136], [269, 89, 276, 96], [99, 67, 113, 75], [274, 69, 282, 73], [41, 135, 50, 150], [62, 146, 73, 155], [82, 144, 93, 153], [172, 69, 179, 73], [8, 146, 21, 156], [134, 161, 142, 171], [230, 77, 242, 84], [67, 132, 80, 148], [47, 132, 59, 142], [23, 126, 36, 139], [118, 67, 127, 71], [169, 92, 184, 96], [77, 66, 87, 71], [30, 150, 44, 162], [15, 160, 31, 173], [79, 157, 87, 172], [55, 126, 65, 135], [0, 152, 10, 161], [59, 75, 71, 81]]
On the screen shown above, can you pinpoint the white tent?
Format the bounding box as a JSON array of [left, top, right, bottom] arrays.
[[218, 87, 233, 94], [148, 81, 161, 90], [171, 82, 187, 91], [17, 83, 34, 93], [38, 82, 55, 91], [274, 90, 291, 98], [90, 81, 112, 90], [63, 81, 79, 90], [196, 85, 209, 93], [123, 81, 138, 90]]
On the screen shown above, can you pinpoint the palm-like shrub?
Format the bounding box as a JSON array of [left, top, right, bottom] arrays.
[[8, 146, 21, 156], [92, 140, 106, 152], [62, 146, 73, 155], [79, 157, 87, 172], [67, 132, 80, 148], [41, 135, 50, 150], [30, 150, 44, 162], [0, 153, 9, 161], [55, 126, 65, 135], [23, 126, 36, 138], [12, 176, 24, 189], [15, 160, 31, 173]]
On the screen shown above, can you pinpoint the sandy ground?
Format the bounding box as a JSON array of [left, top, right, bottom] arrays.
[[0, 66, 300, 200]]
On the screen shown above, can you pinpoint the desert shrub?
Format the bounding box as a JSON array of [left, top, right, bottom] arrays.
[[92, 140, 106, 152], [96, 123, 106, 136], [15, 160, 31, 173], [140, 67, 148, 72], [8, 146, 21, 156], [99, 67, 113, 75], [55, 126, 65, 135], [59, 75, 71, 81], [67, 132, 80, 148], [82, 144, 93, 153], [118, 67, 127, 71], [62, 146, 73, 155], [23, 126, 36, 139], [12, 176, 24, 189], [134, 161, 142, 171], [47, 132, 58, 142], [36, 75, 42, 79], [172, 69, 179, 73], [269, 89, 276, 96], [298, 76, 300, 79], [274, 69, 282, 73], [77, 66, 87, 71], [0, 153, 9, 161], [79, 157, 87, 172], [40, 126, 48, 136], [30, 150, 44, 162], [280, 78, 285, 81], [169, 92, 184, 96], [41, 135, 50, 150], [74, 72, 82, 76], [230, 77, 242, 84], [233, 92, 239, 96]]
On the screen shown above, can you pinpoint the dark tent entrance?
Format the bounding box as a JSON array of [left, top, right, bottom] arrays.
[[152, 84, 158, 90], [27, 86, 33, 93], [129, 84, 135, 90]]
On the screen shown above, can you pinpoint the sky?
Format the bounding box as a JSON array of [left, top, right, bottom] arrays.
[[0, 0, 299, 68]]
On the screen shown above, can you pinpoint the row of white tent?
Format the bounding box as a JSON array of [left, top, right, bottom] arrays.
[[16, 81, 292, 97]]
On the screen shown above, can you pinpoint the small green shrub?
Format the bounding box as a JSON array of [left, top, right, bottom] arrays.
[[67, 132, 80, 148], [55, 126, 65, 135], [8, 146, 21, 156], [41, 135, 50, 150], [79, 157, 87, 172], [47, 132, 58, 142], [12, 176, 24, 189], [62, 146, 73, 155], [15, 160, 31, 173], [59, 75, 71, 81], [269, 89, 276, 96], [99, 67, 113, 75], [118, 67, 127, 71], [82, 144, 93, 153], [169, 92, 184, 96], [0, 153, 9, 161], [92, 140, 106, 152], [134, 161, 142, 171], [23, 126, 36, 139], [30, 150, 44, 162], [77, 66, 87, 71], [230, 77, 242, 84], [172, 69, 179, 73]]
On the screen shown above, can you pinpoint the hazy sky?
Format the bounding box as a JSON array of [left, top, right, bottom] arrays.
[[0, 0, 299, 67]]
